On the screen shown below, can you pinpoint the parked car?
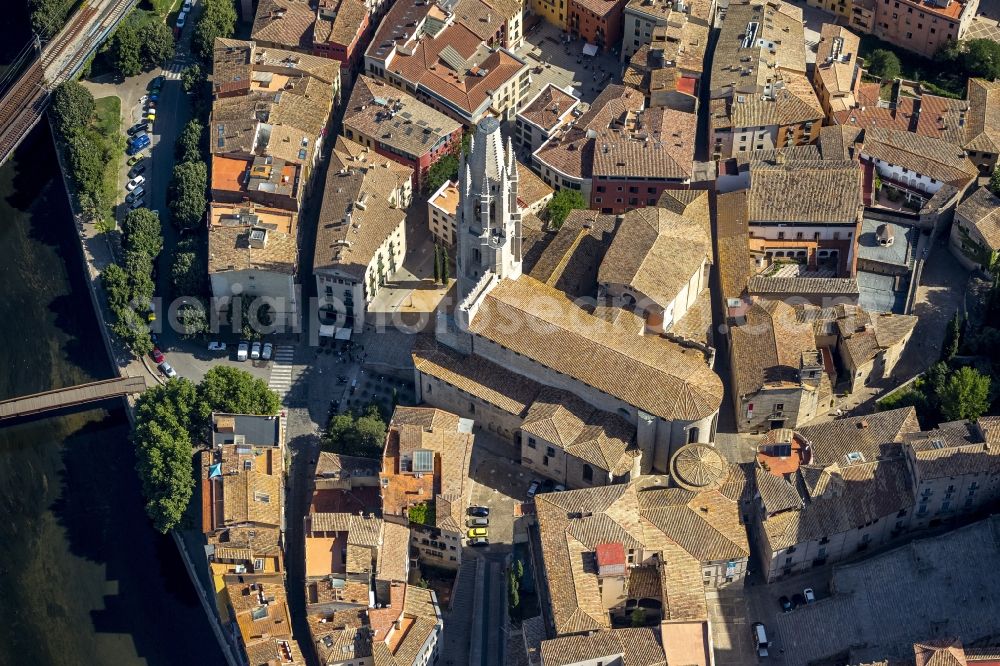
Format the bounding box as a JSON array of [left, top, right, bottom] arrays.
[[526, 479, 541, 498], [138, 95, 148, 105], [237, 341, 249, 361], [146, 111, 155, 122], [208, 341, 227, 351], [468, 506, 490, 517], [128, 197, 145, 210], [127, 135, 150, 155], [250, 341, 262, 359], [778, 596, 793, 613], [262, 342, 273, 360], [127, 152, 145, 166], [467, 527, 488, 539], [128, 163, 146, 178], [468, 537, 489, 547], [126, 186, 144, 203], [151, 348, 164, 364], [127, 122, 146, 135], [176, 11, 186, 27], [158, 362, 177, 379], [150, 76, 164, 90], [467, 517, 489, 528], [126, 175, 145, 191], [553, 483, 566, 492], [752, 623, 769, 658], [183, 0, 192, 9], [804, 588, 816, 604]]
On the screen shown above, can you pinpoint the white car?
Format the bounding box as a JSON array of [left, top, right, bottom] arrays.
[[176, 11, 186, 27], [237, 341, 249, 361], [158, 362, 177, 379], [250, 341, 261, 359], [526, 480, 541, 499], [183, 0, 192, 9], [804, 588, 816, 603], [208, 341, 227, 351], [262, 342, 273, 360], [126, 175, 145, 191], [138, 94, 148, 105]]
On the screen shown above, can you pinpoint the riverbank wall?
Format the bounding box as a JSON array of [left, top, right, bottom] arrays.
[[48, 114, 241, 666]]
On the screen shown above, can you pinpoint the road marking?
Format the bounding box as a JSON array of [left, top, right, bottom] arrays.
[[268, 345, 297, 399]]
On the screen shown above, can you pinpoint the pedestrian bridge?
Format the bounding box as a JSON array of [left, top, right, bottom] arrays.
[[0, 376, 147, 421]]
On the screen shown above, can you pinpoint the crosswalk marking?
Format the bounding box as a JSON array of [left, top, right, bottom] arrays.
[[162, 59, 186, 80], [267, 345, 297, 401]]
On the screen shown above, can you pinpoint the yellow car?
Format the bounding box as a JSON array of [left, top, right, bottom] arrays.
[[467, 527, 488, 539]]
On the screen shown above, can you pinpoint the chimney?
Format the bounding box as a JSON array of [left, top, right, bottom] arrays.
[[248, 227, 268, 248]]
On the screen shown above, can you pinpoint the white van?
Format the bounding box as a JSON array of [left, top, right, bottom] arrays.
[[752, 623, 769, 658]]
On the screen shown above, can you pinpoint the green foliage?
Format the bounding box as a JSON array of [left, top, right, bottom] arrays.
[[107, 11, 176, 77], [181, 64, 204, 94], [175, 119, 205, 165], [50, 81, 96, 137], [544, 189, 587, 229], [177, 300, 209, 337], [102, 263, 132, 311], [30, 0, 77, 39], [630, 608, 647, 627], [238, 298, 275, 341], [939, 366, 991, 422], [193, 0, 237, 62], [433, 244, 441, 283], [941, 312, 963, 363], [866, 49, 901, 81], [323, 405, 388, 458], [958, 39, 1000, 81], [168, 161, 208, 229], [110, 303, 154, 355], [171, 250, 206, 298], [440, 246, 450, 283], [122, 208, 165, 259], [407, 501, 435, 526], [513, 559, 524, 579], [426, 155, 459, 194], [990, 166, 1000, 198], [196, 366, 281, 421]]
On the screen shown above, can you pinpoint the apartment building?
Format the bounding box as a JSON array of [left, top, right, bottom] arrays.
[[709, 0, 823, 160], [364, 0, 529, 124], [622, 0, 714, 60], [223, 574, 306, 666], [343, 76, 464, 190], [870, 0, 980, 59], [380, 407, 475, 569], [567, 0, 629, 51], [623, 20, 708, 112], [813, 24, 862, 120], [515, 84, 580, 153], [313, 140, 413, 332], [538, 629, 674, 666], [949, 186, 1000, 273]]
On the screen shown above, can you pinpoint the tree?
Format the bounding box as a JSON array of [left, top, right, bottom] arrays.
[[193, 0, 238, 62], [941, 312, 963, 363], [962, 39, 1000, 81], [138, 18, 176, 68], [353, 408, 388, 457], [322, 406, 388, 458], [30, 0, 76, 38], [425, 155, 459, 193], [177, 300, 209, 337], [181, 64, 203, 94], [108, 16, 144, 77], [990, 165, 1000, 198], [122, 208, 164, 258], [866, 49, 901, 81], [66, 132, 105, 196], [196, 366, 281, 420], [433, 244, 441, 283], [175, 119, 205, 165], [111, 305, 154, 355], [124, 249, 155, 307], [102, 263, 131, 311], [133, 379, 201, 532], [441, 246, 450, 283], [171, 250, 206, 298], [168, 161, 208, 229], [325, 412, 357, 446], [544, 189, 587, 228], [630, 608, 647, 627], [938, 366, 991, 422], [50, 81, 95, 138]]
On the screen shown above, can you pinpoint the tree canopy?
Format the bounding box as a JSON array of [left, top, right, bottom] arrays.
[[960, 39, 1000, 81], [425, 155, 459, 194], [866, 49, 901, 81], [122, 209, 164, 259], [29, 0, 76, 38], [939, 366, 991, 422], [323, 405, 388, 458], [168, 161, 208, 229], [196, 366, 281, 422], [175, 119, 205, 165], [990, 165, 1000, 198], [107, 12, 176, 77], [193, 0, 238, 62], [50, 81, 95, 137], [544, 189, 587, 228]]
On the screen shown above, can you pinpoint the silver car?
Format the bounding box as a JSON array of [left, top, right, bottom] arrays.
[[250, 341, 261, 359], [467, 517, 489, 528], [262, 342, 273, 360], [237, 342, 249, 361], [158, 362, 177, 379]]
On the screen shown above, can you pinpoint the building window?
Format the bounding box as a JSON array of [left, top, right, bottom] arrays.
[[546, 446, 556, 457], [527, 437, 536, 449], [688, 427, 699, 443], [469, 403, 476, 413], [583, 464, 594, 483]]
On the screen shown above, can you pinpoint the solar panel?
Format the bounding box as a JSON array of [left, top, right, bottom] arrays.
[[439, 45, 468, 73], [413, 449, 434, 473]]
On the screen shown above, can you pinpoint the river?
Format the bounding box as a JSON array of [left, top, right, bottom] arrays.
[[0, 8, 223, 666]]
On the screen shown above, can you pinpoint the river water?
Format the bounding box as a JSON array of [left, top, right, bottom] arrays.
[[0, 8, 223, 665]]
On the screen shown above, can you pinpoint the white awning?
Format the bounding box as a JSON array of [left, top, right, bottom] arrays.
[[319, 324, 336, 338], [582, 43, 598, 56], [335, 327, 352, 341]]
